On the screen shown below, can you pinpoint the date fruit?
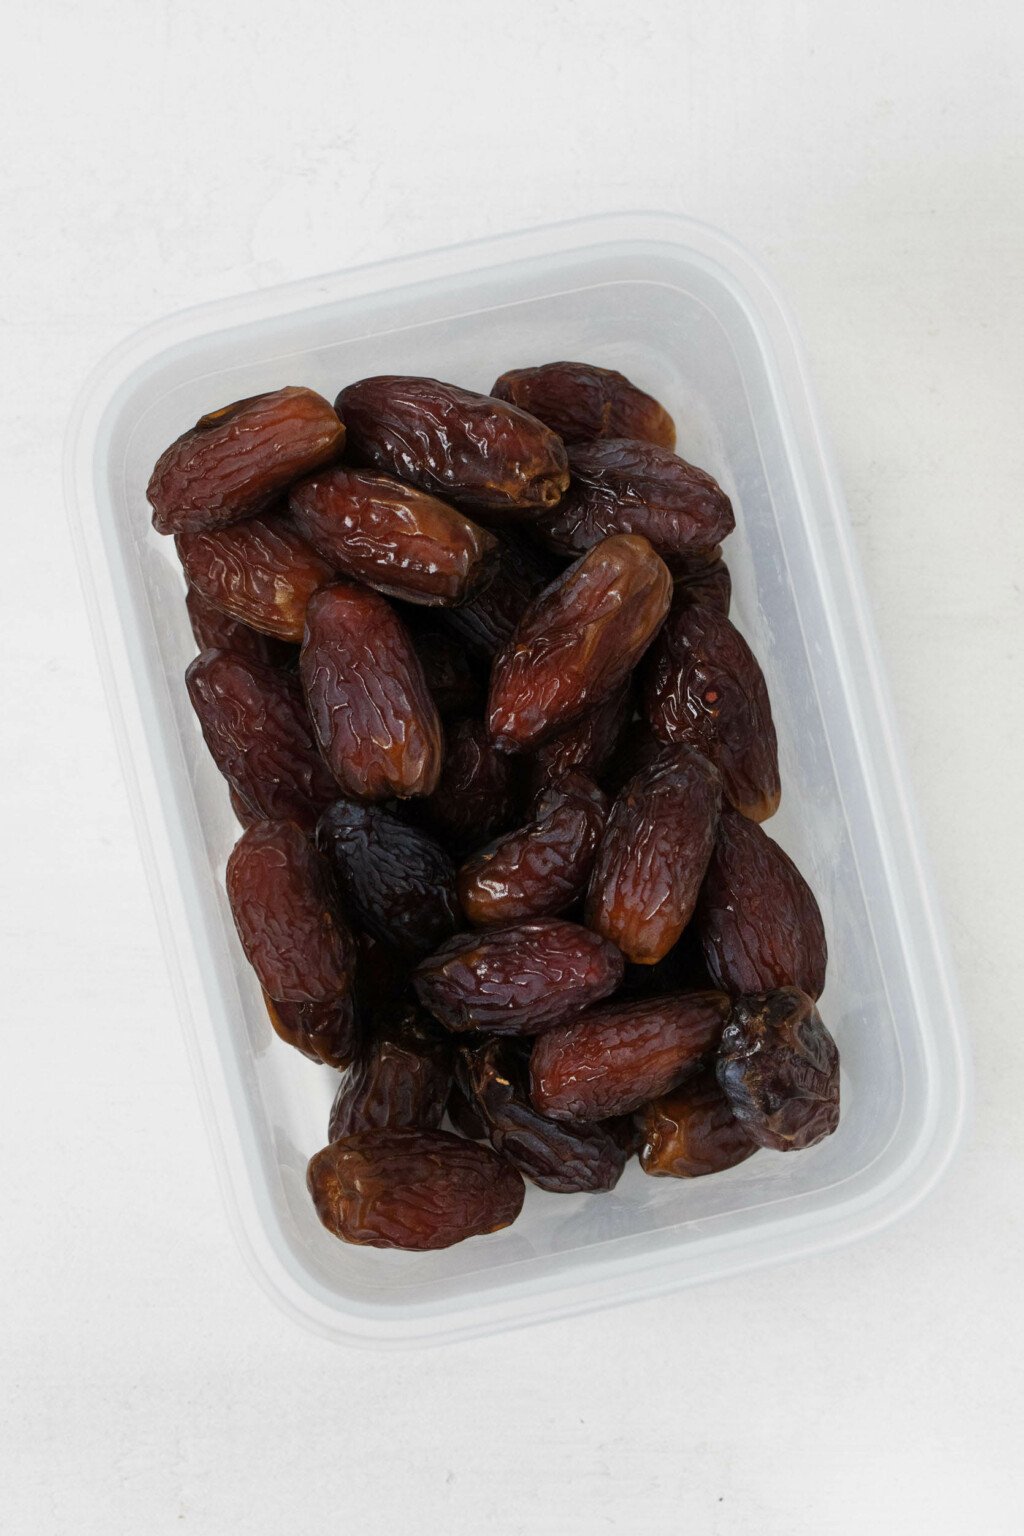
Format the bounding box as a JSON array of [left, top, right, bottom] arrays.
[[300, 582, 442, 800], [419, 716, 519, 855], [716, 988, 840, 1151], [307, 1129, 525, 1250], [527, 682, 631, 793], [673, 553, 732, 617], [226, 820, 354, 1004], [184, 583, 296, 667], [530, 990, 730, 1121], [697, 809, 827, 999], [327, 1007, 450, 1139], [638, 1068, 757, 1177], [177, 513, 335, 642], [586, 747, 721, 964], [643, 597, 780, 822], [446, 1079, 488, 1140], [440, 527, 557, 660], [414, 918, 625, 1035], [149, 386, 345, 535], [488, 534, 672, 751], [336, 375, 569, 514], [491, 361, 675, 449], [264, 990, 358, 1069]]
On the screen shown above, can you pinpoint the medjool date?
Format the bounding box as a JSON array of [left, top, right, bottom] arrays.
[[177, 513, 334, 642], [638, 1068, 757, 1177], [716, 988, 840, 1151], [491, 361, 675, 448]]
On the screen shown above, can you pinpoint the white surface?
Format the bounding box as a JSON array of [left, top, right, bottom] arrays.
[[1, 0, 1021, 1529]]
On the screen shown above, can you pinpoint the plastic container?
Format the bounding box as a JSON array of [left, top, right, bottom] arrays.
[[64, 213, 969, 1346]]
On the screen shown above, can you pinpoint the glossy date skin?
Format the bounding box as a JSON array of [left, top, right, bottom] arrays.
[[335, 375, 569, 514], [300, 582, 443, 800], [226, 820, 354, 1004], [185, 648, 338, 831], [529, 989, 731, 1122], [638, 1068, 758, 1177], [487, 534, 672, 752], [414, 919, 625, 1036], [149, 386, 345, 535], [457, 771, 608, 927], [264, 990, 358, 1069], [307, 1129, 525, 1250], [586, 747, 721, 964], [527, 683, 631, 793], [419, 716, 519, 855], [184, 583, 296, 667], [176, 514, 335, 642], [717, 988, 840, 1151], [289, 466, 500, 606], [316, 799, 460, 959], [643, 597, 780, 822], [327, 1007, 451, 1140], [697, 809, 827, 1000], [491, 361, 676, 449]]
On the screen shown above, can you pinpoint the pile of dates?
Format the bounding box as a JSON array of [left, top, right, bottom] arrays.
[[150, 361, 839, 1252]]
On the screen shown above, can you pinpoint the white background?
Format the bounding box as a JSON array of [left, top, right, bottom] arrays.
[[2, 3, 1022, 1532]]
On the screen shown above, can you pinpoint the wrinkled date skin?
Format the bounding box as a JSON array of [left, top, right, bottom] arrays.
[[458, 771, 608, 927], [327, 1006, 451, 1140], [717, 988, 840, 1151], [440, 528, 558, 661], [317, 799, 460, 959], [638, 1068, 758, 1177], [307, 1129, 525, 1250], [530, 989, 731, 1122], [586, 747, 721, 964], [148, 387, 345, 535], [300, 582, 443, 800], [697, 809, 827, 1000], [177, 514, 335, 642], [643, 597, 781, 822], [528, 682, 632, 794], [186, 648, 339, 831], [264, 990, 358, 1070], [402, 619, 482, 718], [459, 1039, 628, 1193], [289, 465, 500, 606], [336, 375, 569, 515], [673, 554, 732, 617], [184, 583, 296, 667], [226, 820, 355, 1004], [419, 716, 519, 855], [491, 361, 676, 449], [533, 440, 734, 564], [414, 919, 625, 1036], [488, 534, 672, 752]]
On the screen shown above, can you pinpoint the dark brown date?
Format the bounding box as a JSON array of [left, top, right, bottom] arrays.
[[316, 799, 460, 959], [697, 809, 827, 999], [459, 1039, 628, 1193], [419, 716, 519, 855], [533, 440, 734, 563], [264, 990, 358, 1069], [673, 554, 732, 617], [491, 361, 676, 449], [530, 989, 730, 1121], [643, 597, 780, 822], [177, 513, 335, 642], [638, 1068, 758, 1177], [289, 466, 500, 606], [414, 918, 625, 1035], [716, 988, 840, 1150], [406, 620, 483, 717], [307, 1129, 525, 1250], [585, 747, 721, 964], [446, 1079, 488, 1140], [457, 771, 608, 927], [149, 386, 345, 535], [186, 648, 338, 831], [327, 1006, 450, 1139], [440, 527, 557, 661], [300, 582, 443, 800], [226, 820, 354, 1004], [184, 583, 296, 667], [336, 375, 569, 514], [527, 682, 631, 793], [487, 534, 672, 752]]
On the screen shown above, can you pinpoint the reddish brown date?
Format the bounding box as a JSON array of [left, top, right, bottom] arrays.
[[673, 554, 732, 617], [530, 990, 730, 1122], [414, 919, 625, 1036], [586, 747, 721, 964], [533, 440, 734, 563], [300, 582, 443, 800], [184, 583, 296, 667], [226, 820, 354, 1004], [643, 597, 780, 822], [419, 716, 519, 855], [327, 1007, 450, 1140], [149, 387, 345, 535], [177, 514, 335, 642], [459, 1039, 629, 1193], [307, 1129, 525, 1250], [440, 527, 558, 661], [336, 375, 569, 515], [717, 988, 840, 1151], [316, 799, 460, 959], [186, 648, 338, 831], [288, 466, 500, 606], [491, 361, 676, 449], [527, 682, 632, 793], [264, 990, 358, 1069], [697, 809, 827, 1000], [488, 534, 672, 752], [638, 1068, 758, 1177], [457, 771, 608, 927], [404, 620, 482, 718]]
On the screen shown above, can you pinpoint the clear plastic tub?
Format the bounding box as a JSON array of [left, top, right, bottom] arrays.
[[64, 213, 970, 1346]]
